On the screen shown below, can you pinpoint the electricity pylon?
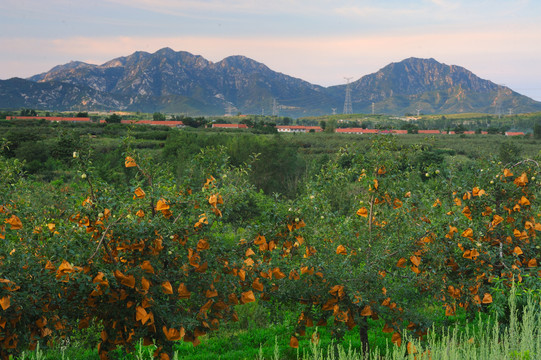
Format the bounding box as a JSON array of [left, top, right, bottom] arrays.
[[343, 77, 353, 115]]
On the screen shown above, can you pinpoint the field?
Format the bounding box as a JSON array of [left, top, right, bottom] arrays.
[[1, 116, 540, 359]]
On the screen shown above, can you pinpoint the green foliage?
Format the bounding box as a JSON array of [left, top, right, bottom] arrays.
[[0, 111, 13, 120], [400, 123, 419, 134], [336, 120, 362, 129], [324, 119, 337, 133], [533, 122, 541, 139], [1, 128, 43, 157], [181, 117, 207, 128], [20, 108, 37, 116], [489, 275, 541, 326], [250, 121, 277, 134], [499, 141, 522, 164], [14, 141, 50, 174], [453, 123, 467, 134], [132, 131, 170, 141], [238, 137, 434, 354], [1, 146, 253, 358], [21, 292, 541, 359], [106, 114, 122, 123], [412, 148, 445, 180], [2, 120, 541, 359], [152, 112, 166, 121], [487, 126, 502, 134], [50, 131, 82, 163], [163, 132, 306, 197]]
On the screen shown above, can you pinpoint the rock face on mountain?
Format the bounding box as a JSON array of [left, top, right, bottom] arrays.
[[329, 57, 539, 114], [25, 48, 332, 115], [0, 77, 131, 110], [2, 49, 540, 116]]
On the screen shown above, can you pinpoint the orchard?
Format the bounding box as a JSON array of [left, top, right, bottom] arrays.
[[1, 134, 540, 359]]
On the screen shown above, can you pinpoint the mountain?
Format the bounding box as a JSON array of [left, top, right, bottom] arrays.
[[329, 57, 541, 114], [25, 47, 334, 116], [3, 49, 540, 116], [0, 77, 131, 110]]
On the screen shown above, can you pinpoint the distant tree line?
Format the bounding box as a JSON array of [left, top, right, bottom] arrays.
[[0, 109, 91, 119], [20, 108, 37, 116]]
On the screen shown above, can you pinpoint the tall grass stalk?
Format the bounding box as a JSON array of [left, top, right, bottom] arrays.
[[279, 288, 540, 360]]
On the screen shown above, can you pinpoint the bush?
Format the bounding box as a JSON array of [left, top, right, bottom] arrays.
[[132, 131, 170, 141], [106, 114, 122, 123], [498, 141, 522, 164]]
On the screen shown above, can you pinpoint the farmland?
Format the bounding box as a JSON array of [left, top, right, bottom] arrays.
[[1, 114, 540, 359]]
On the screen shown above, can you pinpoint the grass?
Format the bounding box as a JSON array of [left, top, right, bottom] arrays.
[[16, 288, 541, 360]]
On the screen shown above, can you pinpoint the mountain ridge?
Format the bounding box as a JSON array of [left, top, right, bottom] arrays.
[[3, 49, 540, 116]]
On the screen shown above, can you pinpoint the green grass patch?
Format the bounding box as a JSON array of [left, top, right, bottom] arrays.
[[18, 289, 540, 360]]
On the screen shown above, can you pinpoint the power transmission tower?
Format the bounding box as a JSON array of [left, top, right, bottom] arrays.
[[272, 98, 279, 116], [332, 108, 337, 115], [496, 85, 504, 119], [371, 102, 375, 115], [226, 103, 234, 116], [416, 108, 421, 117], [343, 77, 353, 115]]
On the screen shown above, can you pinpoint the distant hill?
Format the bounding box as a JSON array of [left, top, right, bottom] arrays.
[[0, 77, 131, 110], [328, 57, 541, 114], [1, 49, 540, 116]]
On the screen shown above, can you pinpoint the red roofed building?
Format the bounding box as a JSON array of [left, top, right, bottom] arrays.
[[418, 130, 441, 134], [121, 120, 185, 127], [276, 125, 322, 133], [7, 116, 91, 122], [505, 132, 525, 136], [212, 123, 248, 129], [97, 119, 186, 127], [335, 128, 379, 134]]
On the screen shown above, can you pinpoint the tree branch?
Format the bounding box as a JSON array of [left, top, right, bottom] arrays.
[[88, 216, 123, 263], [509, 159, 540, 169]]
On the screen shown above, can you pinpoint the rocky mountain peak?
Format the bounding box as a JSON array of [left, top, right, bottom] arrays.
[[8, 50, 540, 116]]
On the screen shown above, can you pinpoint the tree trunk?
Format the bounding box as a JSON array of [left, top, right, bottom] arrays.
[[358, 317, 370, 358]]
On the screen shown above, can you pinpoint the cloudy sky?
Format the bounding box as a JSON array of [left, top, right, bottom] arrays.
[[1, 0, 540, 100]]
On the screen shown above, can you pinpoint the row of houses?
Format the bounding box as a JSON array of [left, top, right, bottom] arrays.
[[6, 116, 92, 122], [335, 128, 525, 136], [275, 125, 322, 133], [112, 120, 186, 127], [5, 116, 525, 136], [6, 116, 188, 128], [5, 118, 317, 131], [213, 125, 526, 136], [210, 123, 247, 129]]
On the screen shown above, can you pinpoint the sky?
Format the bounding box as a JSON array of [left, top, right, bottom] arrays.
[[1, 0, 541, 101]]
